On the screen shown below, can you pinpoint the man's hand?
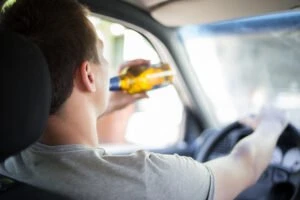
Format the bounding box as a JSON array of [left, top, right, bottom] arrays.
[[205, 106, 288, 200], [240, 106, 288, 136], [104, 91, 148, 115], [103, 59, 150, 115]]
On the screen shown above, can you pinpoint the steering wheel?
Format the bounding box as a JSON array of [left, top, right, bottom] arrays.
[[196, 122, 300, 200]]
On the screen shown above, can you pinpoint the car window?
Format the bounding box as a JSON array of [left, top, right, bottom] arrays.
[[179, 11, 300, 128], [88, 15, 184, 150]]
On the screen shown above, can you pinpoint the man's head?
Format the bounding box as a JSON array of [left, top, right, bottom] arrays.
[[1, 0, 109, 116]]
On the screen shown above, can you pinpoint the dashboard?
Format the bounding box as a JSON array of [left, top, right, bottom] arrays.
[[272, 147, 300, 172]]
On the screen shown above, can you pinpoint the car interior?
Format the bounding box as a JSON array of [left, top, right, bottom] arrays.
[[1, 0, 300, 199]]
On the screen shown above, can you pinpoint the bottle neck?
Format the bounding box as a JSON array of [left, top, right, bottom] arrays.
[[109, 76, 121, 91]]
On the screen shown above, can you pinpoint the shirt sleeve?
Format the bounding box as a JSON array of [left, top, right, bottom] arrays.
[[144, 153, 215, 200]]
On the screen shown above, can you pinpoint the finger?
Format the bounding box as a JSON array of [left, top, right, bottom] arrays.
[[120, 59, 150, 71], [239, 116, 259, 129], [123, 59, 150, 65], [132, 92, 149, 100], [120, 60, 150, 70]]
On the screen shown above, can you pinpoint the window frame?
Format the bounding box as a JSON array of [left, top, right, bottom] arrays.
[[90, 13, 188, 153]]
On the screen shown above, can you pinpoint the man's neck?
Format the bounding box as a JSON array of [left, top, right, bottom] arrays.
[[40, 104, 99, 147]]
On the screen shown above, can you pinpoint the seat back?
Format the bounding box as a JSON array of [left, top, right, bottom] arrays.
[[0, 29, 51, 161], [0, 29, 70, 199]]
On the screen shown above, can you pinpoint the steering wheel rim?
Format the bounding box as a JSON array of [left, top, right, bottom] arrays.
[[196, 122, 299, 162], [196, 121, 253, 162]]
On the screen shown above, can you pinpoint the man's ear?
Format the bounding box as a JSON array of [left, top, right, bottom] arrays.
[[79, 61, 96, 92]]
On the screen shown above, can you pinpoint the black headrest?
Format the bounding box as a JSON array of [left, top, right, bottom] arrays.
[[0, 29, 51, 162]]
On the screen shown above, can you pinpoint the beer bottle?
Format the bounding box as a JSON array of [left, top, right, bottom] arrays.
[[109, 63, 174, 94]]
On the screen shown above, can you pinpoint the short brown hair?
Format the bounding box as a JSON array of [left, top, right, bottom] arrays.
[[1, 0, 99, 114]]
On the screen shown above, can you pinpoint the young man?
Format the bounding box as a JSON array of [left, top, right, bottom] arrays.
[[0, 0, 287, 200]]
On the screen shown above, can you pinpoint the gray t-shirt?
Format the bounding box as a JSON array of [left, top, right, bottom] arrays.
[[0, 143, 214, 200]]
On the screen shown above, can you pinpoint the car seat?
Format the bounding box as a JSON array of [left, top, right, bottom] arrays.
[[0, 29, 70, 200]]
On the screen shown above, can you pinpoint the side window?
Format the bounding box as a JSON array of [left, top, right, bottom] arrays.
[[89, 15, 184, 150]]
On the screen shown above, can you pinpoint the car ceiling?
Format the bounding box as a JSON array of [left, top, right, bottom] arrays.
[[122, 0, 300, 26]]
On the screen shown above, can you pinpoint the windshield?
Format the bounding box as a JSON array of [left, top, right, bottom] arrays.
[[180, 11, 300, 128]]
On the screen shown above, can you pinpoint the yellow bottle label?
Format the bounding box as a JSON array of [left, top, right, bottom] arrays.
[[118, 63, 174, 94]]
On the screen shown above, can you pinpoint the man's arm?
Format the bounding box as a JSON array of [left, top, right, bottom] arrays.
[[205, 107, 287, 200]]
